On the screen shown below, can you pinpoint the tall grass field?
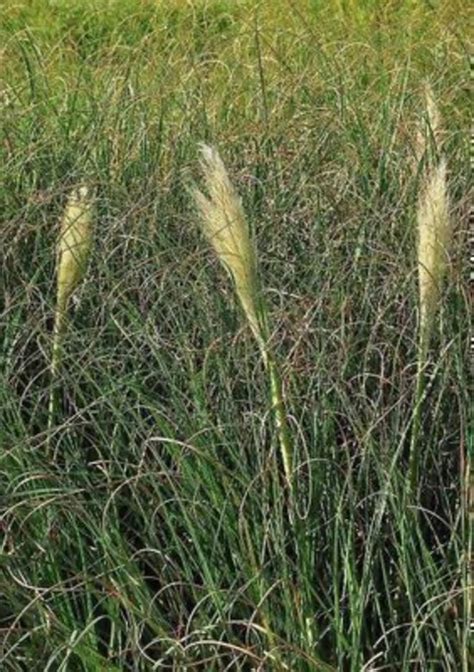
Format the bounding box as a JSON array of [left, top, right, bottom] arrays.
[[0, 1, 470, 670]]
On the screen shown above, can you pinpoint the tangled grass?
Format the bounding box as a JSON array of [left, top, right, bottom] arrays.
[[0, 1, 469, 670]]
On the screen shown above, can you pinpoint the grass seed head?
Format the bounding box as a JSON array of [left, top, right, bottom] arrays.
[[50, 184, 93, 384], [192, 144, 264, 348], [417, 158, 451, 348], [56, 185, 93, 311]]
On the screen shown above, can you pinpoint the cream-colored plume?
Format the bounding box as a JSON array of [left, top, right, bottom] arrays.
[[192, 144, 264, 352], [52, 185, 93, 376], [56, 186, 93, 307], [409, 89, 451, 492], [48, 185, 93, 450], [417, 158, 451, 352], [192, 145, 293, 489]]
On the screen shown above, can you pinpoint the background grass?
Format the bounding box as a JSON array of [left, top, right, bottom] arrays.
[[0, 0, 470, 669]]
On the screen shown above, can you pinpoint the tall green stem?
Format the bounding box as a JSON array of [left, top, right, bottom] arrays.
[[266, 353, 293, 492], [408, 325, 430, 495], [47, 300, 68, 453]]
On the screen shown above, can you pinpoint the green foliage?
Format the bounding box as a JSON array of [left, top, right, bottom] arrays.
[[0, 0, 469, 670]]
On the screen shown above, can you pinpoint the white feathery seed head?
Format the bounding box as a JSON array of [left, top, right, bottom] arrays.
[[417, 158, 451, 345], [192, 144, 264, 348]]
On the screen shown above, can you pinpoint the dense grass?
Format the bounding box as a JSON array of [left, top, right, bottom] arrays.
[[0, 1, 470, 670]]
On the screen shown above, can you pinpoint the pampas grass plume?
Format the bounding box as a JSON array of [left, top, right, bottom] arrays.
[[48, 186, 93, 450], [52, 185, 93, 374], [56, 186, 93, 312], [192, 144, 265, 353], [410, 88, 452, 492], [417, 158, 451, 353], [192, 145, 292, 488], [47, 185, 92, 451]]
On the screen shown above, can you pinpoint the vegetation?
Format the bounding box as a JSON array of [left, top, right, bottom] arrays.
[[0, 1, 469, 670]]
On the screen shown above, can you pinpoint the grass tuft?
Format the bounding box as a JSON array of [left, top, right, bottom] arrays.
[[0, 2, 468, 669]]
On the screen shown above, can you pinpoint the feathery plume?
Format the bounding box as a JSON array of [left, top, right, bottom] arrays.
[[52, 185, 93, 376], [417, 158, 451, 354], [192, 145, 292, 488], [56, 187, 93, 311], [192, 144, 265, 352], [48, 185, 93, 451], [409, 88, 451, 493]]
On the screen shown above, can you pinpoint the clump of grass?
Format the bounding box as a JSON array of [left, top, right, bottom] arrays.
[[409, 89, 452, 492], [48, 185, 93, 445], [1, 5, 467, 667], [192, 144, 293, 490]]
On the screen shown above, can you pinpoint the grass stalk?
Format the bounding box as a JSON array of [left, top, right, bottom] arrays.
[[192, 144, 293, 491], [266, 351, 293, 491], [408, 86, 451, 494], [409, 156, 451, 493]]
